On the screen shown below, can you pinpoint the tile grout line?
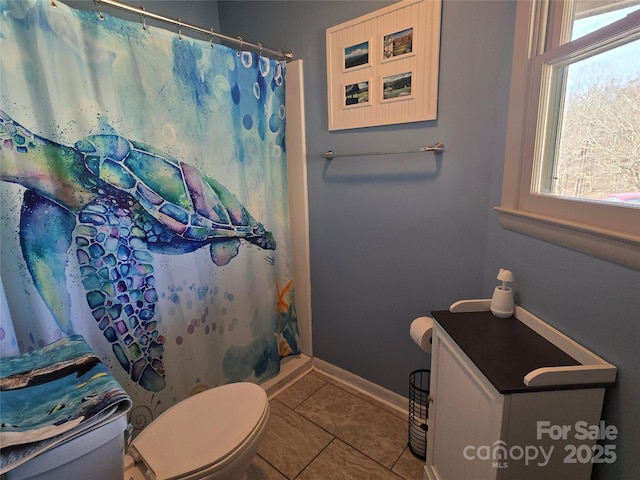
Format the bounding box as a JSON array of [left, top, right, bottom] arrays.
[[288, 385, 409, 477], [291, 437, 340, 479], [255, 452, 291, 480], [304, 371, 423, 478], [273, 396, 400, 478], [271, 398, 338, 478], [264, 371, 422, 480]]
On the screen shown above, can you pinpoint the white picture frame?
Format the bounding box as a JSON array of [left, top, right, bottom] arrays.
[[326, 0, 441, 131]]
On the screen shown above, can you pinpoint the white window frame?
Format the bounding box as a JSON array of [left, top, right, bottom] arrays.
[[497, 0, 640, 269]]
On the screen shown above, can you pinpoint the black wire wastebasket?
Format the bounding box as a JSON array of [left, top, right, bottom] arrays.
[[408, 369, 430, 459]]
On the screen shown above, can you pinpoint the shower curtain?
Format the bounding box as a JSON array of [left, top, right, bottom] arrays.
[[0, 0, 298, 429]]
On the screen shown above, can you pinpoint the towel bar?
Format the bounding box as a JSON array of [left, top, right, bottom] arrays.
[[321, 142, 445, 160]]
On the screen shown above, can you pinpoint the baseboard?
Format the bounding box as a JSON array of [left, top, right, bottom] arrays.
[[261, 355, 410, 416], [312, 357, 409, 416], [261, 354, 313, 398]]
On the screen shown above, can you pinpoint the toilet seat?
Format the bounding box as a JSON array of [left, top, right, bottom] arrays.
[[129, 382, 269, 480]]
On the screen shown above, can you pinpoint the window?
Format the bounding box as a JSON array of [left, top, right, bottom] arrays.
[[498, 0, 640, 269]]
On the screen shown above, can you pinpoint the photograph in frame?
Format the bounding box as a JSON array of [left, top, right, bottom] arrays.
[[344, 41, 369, 70], [345, 81, 370, 106], [382, 72, 412, 100], [383, 28, 413, 59]]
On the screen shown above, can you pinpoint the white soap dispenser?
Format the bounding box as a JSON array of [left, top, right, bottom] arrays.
[[490, 269, 514, 318]]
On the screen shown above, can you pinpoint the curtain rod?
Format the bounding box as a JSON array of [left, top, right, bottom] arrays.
[[86, 0, 293, 61]]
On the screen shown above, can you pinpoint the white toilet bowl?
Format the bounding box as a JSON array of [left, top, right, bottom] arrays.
[[7, 382, 269, 480]]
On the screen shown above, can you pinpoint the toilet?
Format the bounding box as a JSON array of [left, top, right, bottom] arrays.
[[7, 382, 270, 480]]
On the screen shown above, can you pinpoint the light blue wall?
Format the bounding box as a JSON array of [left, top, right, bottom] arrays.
[[483, 216, 640, 479], [219, 0, 507, 392], [218, 1, 639, 478]]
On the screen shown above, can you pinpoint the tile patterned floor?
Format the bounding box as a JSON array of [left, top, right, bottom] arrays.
[[246, 371, 425, 480]]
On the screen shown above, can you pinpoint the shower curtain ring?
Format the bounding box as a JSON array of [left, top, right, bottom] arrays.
[[210, 28, 215, 48], [237, 37, 243, 56], [177, 18, 182, 41], [139, 7, 147, 31], [258, 43, 263, 56], [50, 0, 57, 7], [94, 0, 104, 20]]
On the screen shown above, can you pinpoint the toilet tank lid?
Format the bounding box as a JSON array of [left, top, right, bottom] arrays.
[[130, 382, 268, 480]]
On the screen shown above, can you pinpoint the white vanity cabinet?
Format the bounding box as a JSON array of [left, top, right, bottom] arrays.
[[424, 301, 617, 480]]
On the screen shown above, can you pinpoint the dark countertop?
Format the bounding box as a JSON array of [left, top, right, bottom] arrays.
[[431, 310, 581, 394]]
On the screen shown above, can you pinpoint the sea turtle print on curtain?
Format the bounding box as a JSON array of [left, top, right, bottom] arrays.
[[1, 110, 278, 392], [0, 0, 298, 426]]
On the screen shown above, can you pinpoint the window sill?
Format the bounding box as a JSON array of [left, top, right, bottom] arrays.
[[495, 207, 640, 270]]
